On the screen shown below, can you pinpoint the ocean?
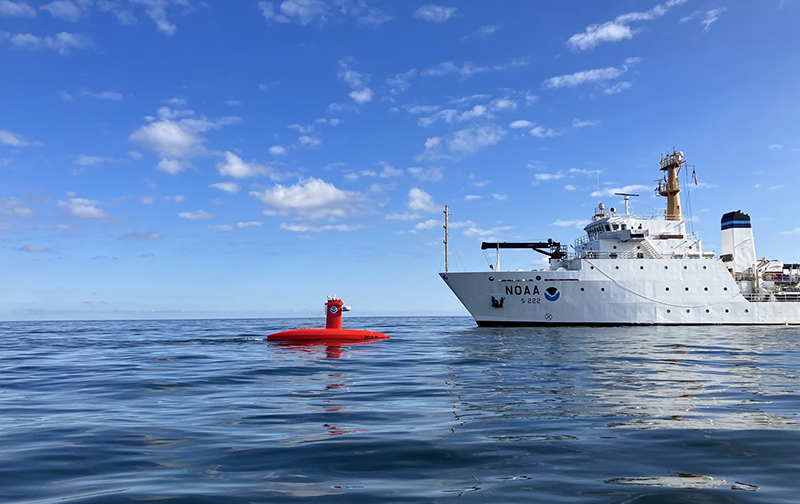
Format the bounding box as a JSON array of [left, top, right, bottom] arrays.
[[1, 317, 799, 503]]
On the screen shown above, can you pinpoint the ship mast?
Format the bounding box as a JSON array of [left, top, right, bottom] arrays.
[[443, 205, 450, 272], [657, 149, 684, 221]]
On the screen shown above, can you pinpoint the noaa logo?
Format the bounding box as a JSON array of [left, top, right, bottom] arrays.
[[330, 306, 338, 314], [544, 287, 560, 302]]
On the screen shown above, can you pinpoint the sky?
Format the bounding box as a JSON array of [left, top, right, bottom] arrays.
[[1, 0, 799, 320]]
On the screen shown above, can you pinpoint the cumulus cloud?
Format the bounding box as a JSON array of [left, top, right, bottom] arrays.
[[0, 129, 37, 147], [407, 166, 443, 182], [75, 155, 107, 166], [447, 125, 507, 154], [216, 151, 280, 180], [338, 58, 372, 105], [529, 125, 560, 138], [122, 231, 163, 240], [97, 0, 137, 25], [250, 177, 366, 220], [209, 224, 234, 232], [178, 209, 213, 220], [509, 120, 533, 129], [0, 1, 36, 17], [572, 119, 601, 128], [413, 4, 458, 23], [269, 145, 286, 155], [39, 1, 85, 22], [1, 195, 32, 216], [604, 81, 633, 94], [4, 31, 91, 55], [259, 0, 328, 25], [129, 106, 241, 175], [81, 89, 124, 100], [386, 188, 440, 220], [58, 196, 111, 220], [534, 172, 564, 182], [210, 181, 241, 193], [130, 0, 191, 36], [237, 221, 262, 228], [567, 0, 687, 51], [387, 69, 417, 95]]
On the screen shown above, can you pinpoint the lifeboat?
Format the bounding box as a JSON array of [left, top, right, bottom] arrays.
[[267, 297, 390, 342]]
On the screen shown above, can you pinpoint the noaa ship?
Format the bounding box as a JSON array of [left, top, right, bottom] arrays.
[[440, 150, 800, 326]]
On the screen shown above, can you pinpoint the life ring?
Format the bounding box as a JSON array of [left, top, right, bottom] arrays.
[[586, 251, 595, 259]]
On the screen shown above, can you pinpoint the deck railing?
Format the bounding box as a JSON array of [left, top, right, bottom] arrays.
[[743, 292, 800, 303]]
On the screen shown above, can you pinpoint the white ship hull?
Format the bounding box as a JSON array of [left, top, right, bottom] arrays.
[[441, 258, 800, 326]]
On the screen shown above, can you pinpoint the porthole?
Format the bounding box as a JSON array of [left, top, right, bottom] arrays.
[[666, 287, 670, 291], [666, 309, 671, 314], [488, 276, 494, 281], [725, 309, 730, 313], [705, 309, 710, 313], [724, 287, 728, 291], [686, 309, 691, 313], [601, 288, 605, 292], [581, 287, 585, 292], [704, 287, 708, 291], [703, 266, 707, 270], [745, 309, 749, 313], [685, 287, 689, 291], [536, 275, 542, 281], [615, 266, 620, 270], [591, 266, 595, 270], [613, 245, 617, 250], [684, 266, 688, 270], [664, 266, 669, 270], [640, 266, 644, 270], [443, 275, 448, 280]]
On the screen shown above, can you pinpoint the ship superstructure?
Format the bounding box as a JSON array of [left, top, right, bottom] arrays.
[[440, 150, 800, 326]]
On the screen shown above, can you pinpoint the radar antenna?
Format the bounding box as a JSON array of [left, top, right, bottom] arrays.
[[614, 192, 639, 215]]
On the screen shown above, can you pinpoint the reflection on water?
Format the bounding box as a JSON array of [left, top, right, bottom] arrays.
[[444, 325, 800, 431]]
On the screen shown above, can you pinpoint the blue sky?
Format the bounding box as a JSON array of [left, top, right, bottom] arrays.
[[1, 0, 798, 320]]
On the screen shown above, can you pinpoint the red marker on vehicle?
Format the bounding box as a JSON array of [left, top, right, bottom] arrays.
[[267, 297, 390, 342]]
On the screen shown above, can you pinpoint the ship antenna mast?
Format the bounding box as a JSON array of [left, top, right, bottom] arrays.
[[657, 149, 685, 221], [443, 205, 450, 272], [614, 192, 639, 215]]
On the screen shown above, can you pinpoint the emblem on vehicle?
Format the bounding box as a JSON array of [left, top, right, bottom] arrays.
[[491, 296, 505, 309], [330, 306, 338, 314], [544, 287, 560, 302]]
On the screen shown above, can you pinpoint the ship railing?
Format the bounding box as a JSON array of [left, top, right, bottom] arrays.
[[743, 292, 800, 303]]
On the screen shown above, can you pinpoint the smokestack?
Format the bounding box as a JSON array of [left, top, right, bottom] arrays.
[[721, 211, 756, 275]]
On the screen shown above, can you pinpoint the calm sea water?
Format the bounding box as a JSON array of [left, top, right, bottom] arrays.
[[2, 317, 800, 503]]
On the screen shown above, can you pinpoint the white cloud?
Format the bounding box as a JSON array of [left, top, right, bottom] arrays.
[[490, 97, 517, 111], [0, 195, 32, 217], [178, 210, 213, 220], [173, 195, 186, 203], [491, 193, 508, 201], [0, 1, 36, 17], [4, 31, 91, 55], [98, 1, 137, 25], [591, 184, 651, 198], [543, 66, 627, 89], [407, 166, 443, 182], [572, 119, 601, 128], [250, 177, 365, 220], [529, 126, 560, 138], [75, 155, 106, 166], [509, 119, 533, 129], [462, 225, 513, 238], [226, 99, 242, 106], [140, 196, 155, 204], [259, 0, 328, 25], [280, 222, 361, 232], [386, 187, 440, 220], [457, 104, 487, 121], [209, 224, 234, 232], [269, 145, 286, 155], [210, 181, 241, 193], [0, 129, 36, 147], [338, 58, 372, 105], [421, 61, 487, 77], [780, 228, 800, 235], [465, 195, 480, 201], [564, 184, 577, 191], [768, 144, 782, 150], [121, 231, 163, 240], [448, 124, 507, 154], [129, 106, 242, 172], [417, 109, 457, 127], [534, 172, 564, 182], [551, 219, 589, 229], [378, 161, 404, 178], [217, 151, 279, 179], [387, 69, 417, 94], [21, 244, 57, 253], [130, 0, 190, 36], [413, 4, 458, 23], [298, 135, 321, 147], [466, 24, 499, 39], [604, 81, 633, 94], [237, 221, 262, 228], [39, 1, 84, 22], [701, 8, 725, 31], [58, 196, 111, 220], [82, 89, 124, 100], [567, 0, 688, 51]]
